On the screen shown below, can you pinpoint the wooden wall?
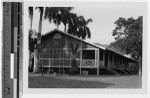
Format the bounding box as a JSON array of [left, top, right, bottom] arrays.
[[40, 31, 136, 71], [40, 31, 101, 68]]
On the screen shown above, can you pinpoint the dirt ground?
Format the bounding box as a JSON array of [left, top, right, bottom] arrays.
[[28, 73, 142, 88]]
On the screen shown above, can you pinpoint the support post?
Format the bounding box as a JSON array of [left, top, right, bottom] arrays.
[[80, 40, 82, 75], [80, 50, 82, 75], [97, 50, 99, 76], [49, 52, 51, 73], [103, 52, 105, 67], [108, 53, 110, 68], [121, 58, 124, 69], [59, 50, 60, 74], [112, 54, 114, 68]]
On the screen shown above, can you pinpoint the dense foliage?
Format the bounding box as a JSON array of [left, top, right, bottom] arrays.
[[110, 16, 142, 61]]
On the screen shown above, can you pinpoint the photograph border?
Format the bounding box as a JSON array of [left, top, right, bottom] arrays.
[[22, 1, 148, 94]]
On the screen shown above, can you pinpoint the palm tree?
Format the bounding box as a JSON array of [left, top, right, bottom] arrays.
[[28, 7, 34, 53], [70, 43, 80, 74], [37, 7, 44, 37], [68, 15, 93, 74], [66, 14, 93, 74], [67, 15, 92, 39], [28, 7, 35, 72], [59, 7, 73, 32], [33, 7, 44, 73], [44, 7, 60, 28], [44, 7, 73, 29], [29, 7, 33, 29], [76, 16, 92, 39]]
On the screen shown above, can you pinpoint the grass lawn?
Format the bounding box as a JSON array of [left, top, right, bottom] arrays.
[[28, 73, 142, 88]]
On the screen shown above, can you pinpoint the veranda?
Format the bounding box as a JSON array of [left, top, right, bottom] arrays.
[[39, 48, 100, 75]]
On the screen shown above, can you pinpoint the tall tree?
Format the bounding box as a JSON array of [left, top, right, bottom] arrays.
[[59, 7, 74, 32], [29, 7, 33, 29], [37, 7, 44, 37], [44, 7, 73, 29], [77, 16, 92, 39], [70, 43, 80, 74], [112, 16, 142, 60], [28, 7, 34, 53], [44, 7, 92, 39], [28, 7, 38, 53], [28, 7, 36, 72], [33, 7, 44, 73], [68, 14, 92, 39], [67, 15, 92, 74], [111, 16, 142, 74]]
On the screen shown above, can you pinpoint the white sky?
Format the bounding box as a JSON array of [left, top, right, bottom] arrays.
[[31, 2, 145, 44]]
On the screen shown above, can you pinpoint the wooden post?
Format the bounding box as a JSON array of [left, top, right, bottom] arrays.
[[119, 57, 121, 69], [80, 50, 82, 75], [116, 56, 119, 68], [70, 53, 71, 72], [97, 50, 99, 76], [112, 54, 114, 68], [49, 52, 51, 73], [80, 41, 82, 75], [108, 53, 110, 68], [52, 50, 54, 73], [103, 52, 105, 67], [121, 58, 124, 69], [42, 57, 43, 76], [58, 49, 60, 74], [62, 50, 64, 74]]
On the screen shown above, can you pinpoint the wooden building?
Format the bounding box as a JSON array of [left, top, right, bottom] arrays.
[[39, 29, 137, 75]]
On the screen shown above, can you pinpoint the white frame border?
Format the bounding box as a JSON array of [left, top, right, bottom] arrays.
[[22, 1, 148, 94]]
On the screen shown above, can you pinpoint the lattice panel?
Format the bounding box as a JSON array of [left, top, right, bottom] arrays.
[[82, 59, 95, 66]]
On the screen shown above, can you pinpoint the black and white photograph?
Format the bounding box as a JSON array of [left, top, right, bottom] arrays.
[[0, 0, 149, 98], [0, 1, 150, 98], [22, 1, 147, 92]]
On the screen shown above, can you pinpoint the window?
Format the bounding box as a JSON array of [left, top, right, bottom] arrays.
[[82, 50, 95, 59]]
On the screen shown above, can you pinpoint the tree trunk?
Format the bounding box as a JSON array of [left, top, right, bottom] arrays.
[[71, 58, 78, 75], [138, 56, 142, 75], [29, 7, 33, 72], [33, 7, 43, 73], [33, 48, 39, 73], [31, 18, 33, 30]]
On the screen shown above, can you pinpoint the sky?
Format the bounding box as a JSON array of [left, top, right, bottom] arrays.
[[31, 2, 145, 45]]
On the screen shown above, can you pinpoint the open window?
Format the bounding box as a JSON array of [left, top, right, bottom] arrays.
[[82, 50, 95, 59]]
